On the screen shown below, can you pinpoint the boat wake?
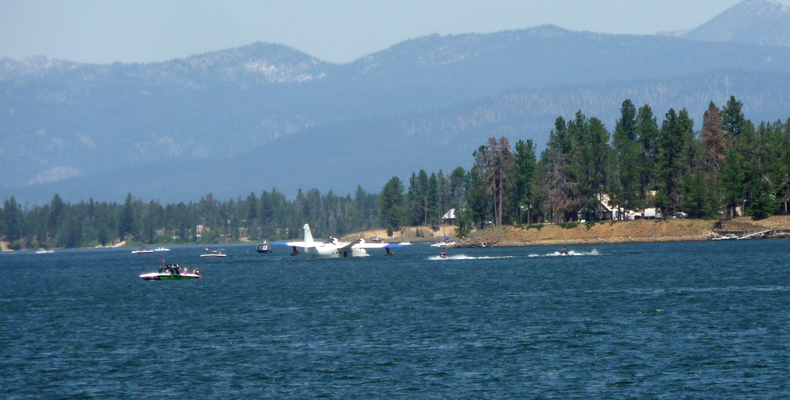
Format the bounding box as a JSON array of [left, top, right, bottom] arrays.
[[428, 255, 515, 261], [528, 249, 600, 258]]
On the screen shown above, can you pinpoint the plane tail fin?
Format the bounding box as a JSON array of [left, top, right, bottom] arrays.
[[303, 224, 315, 247]]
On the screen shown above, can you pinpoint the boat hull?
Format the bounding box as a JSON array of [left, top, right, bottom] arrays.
[[140, 273, 201, 281]]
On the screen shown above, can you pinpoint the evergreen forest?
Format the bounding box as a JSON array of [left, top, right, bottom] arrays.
[[2, 97, 789, 249]]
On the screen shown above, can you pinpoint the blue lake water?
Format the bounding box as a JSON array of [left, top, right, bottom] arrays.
[[2, 240, 790, 399]]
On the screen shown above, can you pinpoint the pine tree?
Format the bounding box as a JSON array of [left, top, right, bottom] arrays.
[[568, 112, 610, 221], [379, 177, 404, 229], [636, 104, 659, 203], [512, 139, 537, 224], [613, 100, 639, 218], [657, 108, 685, 215], [702, 105, 729, 170], [722, 147, 745, 217], [469, 145, 492, 227], [2, 197, 22, 242], [722, 95, 745, 137], [427, 173, 439, 225], [539, 120, 576, 223], [58, 209, 83, 248], [483, 137, 512, 226], [448, 167, 469, 209], [437, 170, 451, 223], [48, 193, 65, 234], [701, 104, 728, 217], [118, 193, 136, 241]]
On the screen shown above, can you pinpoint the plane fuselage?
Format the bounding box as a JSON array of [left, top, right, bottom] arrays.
[[306, 245, 368, 258]]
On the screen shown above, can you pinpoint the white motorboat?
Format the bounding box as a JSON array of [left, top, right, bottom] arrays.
[[139, 263, 201, 280], [712, 234, 737, 241], [153, 246, 171, 252], [132, 247, 154, 254], [200, 249, 227, 258]]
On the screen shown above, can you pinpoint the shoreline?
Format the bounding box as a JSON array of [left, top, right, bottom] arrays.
[[342, 216, 790, 248], [5, 216, 790, 252]]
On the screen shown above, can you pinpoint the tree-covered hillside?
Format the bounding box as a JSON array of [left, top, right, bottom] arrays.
[[3, 96, 789, 250]]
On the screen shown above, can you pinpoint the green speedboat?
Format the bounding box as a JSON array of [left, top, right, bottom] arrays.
[[140, 264, 201, 281]]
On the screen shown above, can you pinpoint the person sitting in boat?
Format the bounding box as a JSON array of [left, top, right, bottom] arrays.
[[194, 268, 200, 276], [182, 267, 189, 275], [560, 248, 569, 255], [439, 251, 448, 258]]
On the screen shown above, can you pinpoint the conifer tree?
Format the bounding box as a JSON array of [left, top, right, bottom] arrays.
[[483, 137, 512, 226], [511, 139, 537, 224], [427, 173, 439, 225], [379, 177, 404, 229], [448, 167, 469, 210], [722, 95, 745, 137], [118, 193, 136, 241], [2, 197, 22, 242], [469, 145, 492, 227], [636, 104, 659, 202], [613, 100, 639, 218]]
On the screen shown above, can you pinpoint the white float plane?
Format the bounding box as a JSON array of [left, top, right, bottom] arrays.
[[273, 224, 410, 258]]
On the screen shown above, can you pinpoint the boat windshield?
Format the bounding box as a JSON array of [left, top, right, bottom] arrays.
[[161, 264, 181, 274]]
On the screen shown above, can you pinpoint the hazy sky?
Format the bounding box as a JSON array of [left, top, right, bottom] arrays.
[[1, 0, 748, 65]]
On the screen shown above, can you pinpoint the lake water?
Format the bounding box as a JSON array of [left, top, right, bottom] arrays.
[[2, 240, 789, 399]]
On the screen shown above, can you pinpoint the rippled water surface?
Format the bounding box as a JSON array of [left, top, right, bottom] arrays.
[[2, 240, 790, 398]]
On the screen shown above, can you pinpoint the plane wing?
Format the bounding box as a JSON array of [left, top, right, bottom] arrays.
[[338, 240, 411, 251], [273, 241, 313, 248]]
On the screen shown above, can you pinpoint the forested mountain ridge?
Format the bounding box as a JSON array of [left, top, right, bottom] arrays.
[[0, 42, 331, 85], [2, 1, 790, 203]]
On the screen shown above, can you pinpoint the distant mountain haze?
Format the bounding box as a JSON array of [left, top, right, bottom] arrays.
[[659, 0, 790, 46], [7, 69, 790, 205], [2, 0, 790, 204]]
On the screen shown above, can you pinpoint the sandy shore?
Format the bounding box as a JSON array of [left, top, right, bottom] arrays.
[[341, 216, 790, 247]]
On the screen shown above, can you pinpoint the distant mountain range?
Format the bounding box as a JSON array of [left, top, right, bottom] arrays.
[[659, 0, 790, 47], [2, 0, 790, 205]]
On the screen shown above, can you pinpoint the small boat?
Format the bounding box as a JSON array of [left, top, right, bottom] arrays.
[[256, 242, 272, 253], [438, 251, 448, 259], [712, 234, 737, 241], [132, 247, 154, 254], [140, 263, 201, 281], [559, 248, 569, 255], [200, 248, 227, 258], [153, 246, 171, 252], [35, 249, 54, 254]]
